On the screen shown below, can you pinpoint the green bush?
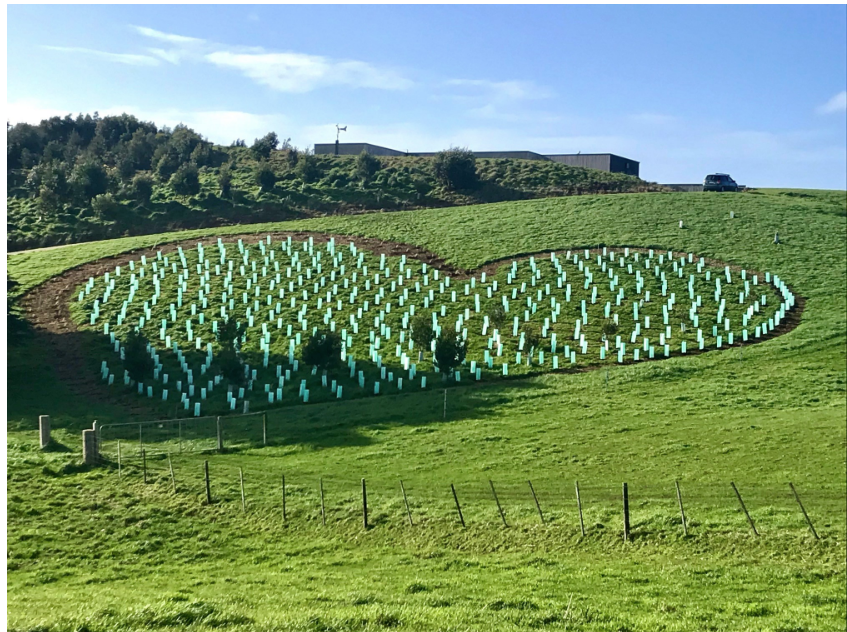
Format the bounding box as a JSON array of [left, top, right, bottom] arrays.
[[433, 147, 478, 191], [169, 163, 200, 198], [411, 314, 435, 356], [255, 161, 277, 193], [355, 150, 382, 183], [131, 173, 154, 204], [122, 329, 154, 383], [301, 331, 342, 372], [295, 153, 321, 184], [434, 332, 467, 379]]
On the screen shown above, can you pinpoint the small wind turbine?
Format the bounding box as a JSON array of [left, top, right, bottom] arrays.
[[336, 125, 347, 142]]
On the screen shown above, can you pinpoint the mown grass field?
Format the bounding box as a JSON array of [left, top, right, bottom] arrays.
[[7, 189, 847, 631]]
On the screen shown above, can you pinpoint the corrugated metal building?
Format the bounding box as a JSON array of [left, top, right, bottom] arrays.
[[313, 142, 406, 157], [313, 143, 639, 176], [545, 154, 639, 177]]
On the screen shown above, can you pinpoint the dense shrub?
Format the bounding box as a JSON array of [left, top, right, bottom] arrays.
[[131, 173, 154, 204], [433, 147, 477, 190], [434, 332, 467, 379], [123, 329, 154, 383], [169, 163, 200, 198], [302, 331, 342, 371], [411, 314, 435, 357], [355, 150, 382, 183], [295, 153, 321, 184], [255, 161, 277, 193]]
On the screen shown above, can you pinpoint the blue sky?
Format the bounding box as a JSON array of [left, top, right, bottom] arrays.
[[6, 4, 847, 189]]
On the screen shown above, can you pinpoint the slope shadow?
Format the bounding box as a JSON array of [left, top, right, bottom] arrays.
[[8, 326, 554, 451]]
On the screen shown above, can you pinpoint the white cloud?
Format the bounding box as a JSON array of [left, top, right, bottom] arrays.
[[628, 113, 679, 126], [146, 48, 183, 65], [132, 26, 206, 46], [5, 100, 75, 125], [205, 51, 413, 93], [816, 90, 847, 114], [445, 78, 553, 102], [41, 46, 160, 67]]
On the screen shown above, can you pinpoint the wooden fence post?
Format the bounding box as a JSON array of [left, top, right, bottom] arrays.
[[262, 413, 268, 446], [139, 423, 143, 456], [319, 478, 326, 526], [400, 480, 413, 526], [282, 474, 287, 522], [443, 389, 447, 420], [451, 484, 465, 527], [142, 448, 148, 484], [528, 480, 545, 524], [622, 482, 630, 541], [239, 467, 246, 512], [168, 453, 176, 493], [204, 460, 211, 505], [575, 480, 585, 537], [362, 478, 369, 529], [731, 482, 758, 536], [216, 416, 223, 452], [789, 483, 818, 539], [675, 480, 688, 536], [489, 480, 508, 527]]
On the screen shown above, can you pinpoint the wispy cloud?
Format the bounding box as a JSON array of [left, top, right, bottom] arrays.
[[816, 90, 847, 114], [628, 113, 679, 126], [41, 46, 160, 67], [132, 25, 206, 46], [445, 78, 553, 101], [205, 51, 413, 93]]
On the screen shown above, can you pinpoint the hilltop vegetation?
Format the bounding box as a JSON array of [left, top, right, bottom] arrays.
[[7, 113, 662, 251], [7, 189, 846, 631]]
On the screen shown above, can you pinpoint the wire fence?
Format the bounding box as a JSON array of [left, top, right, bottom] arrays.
[[85, 391, 847, 540], [92, 447, 846, 539]]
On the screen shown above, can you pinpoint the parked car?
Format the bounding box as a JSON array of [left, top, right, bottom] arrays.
[[703, 173, 739, 192]]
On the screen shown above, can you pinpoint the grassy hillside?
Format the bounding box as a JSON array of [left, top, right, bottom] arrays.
[[8, 147, 661, 252], [7, 189, 847, 631]]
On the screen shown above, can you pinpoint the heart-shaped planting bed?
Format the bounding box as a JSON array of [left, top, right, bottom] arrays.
[[70, 234, 796, 415]]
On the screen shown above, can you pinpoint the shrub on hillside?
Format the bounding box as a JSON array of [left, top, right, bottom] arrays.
[[355, 150, 382, 183], [433, 147, 478, 190], [411, 314, 435, 357], [302, 331, 342, 371], [434, 332, 467, 379], [170, 163, 201, 198], [521, 325, 541, 355], [251, 132, 279, 160], [217, 347, 245, 387], [295, 153, 321, 184], [218, 165, 233, 198], [91, 193, 121, 219], [255, 161, 277, 193], [131, 173, 154, 204], [123, 329, 154, 383], [487, 304, 507, 330], [70, 160, 109, 201], [216, 318, 247, 352], [154, 147, 181, 182]]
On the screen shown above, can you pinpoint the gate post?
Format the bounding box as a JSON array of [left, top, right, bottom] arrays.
[[39, 415, 51, 449], [82, 422, 99, 465]]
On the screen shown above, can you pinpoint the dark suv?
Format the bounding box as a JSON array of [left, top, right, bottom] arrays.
[[703, 173, 739, 192]]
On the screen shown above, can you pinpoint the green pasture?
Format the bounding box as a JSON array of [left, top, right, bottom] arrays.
[[7, 189, 847, 631]]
